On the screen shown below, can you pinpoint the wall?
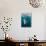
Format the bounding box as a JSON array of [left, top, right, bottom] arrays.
[[0, 0, 46, 40], [44, 16, 46, 39]]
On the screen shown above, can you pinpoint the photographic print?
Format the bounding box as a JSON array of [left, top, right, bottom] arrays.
[[21, 13, 32, 27]]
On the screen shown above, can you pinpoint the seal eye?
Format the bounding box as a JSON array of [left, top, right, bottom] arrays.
[[29, 0, 43, 8]]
